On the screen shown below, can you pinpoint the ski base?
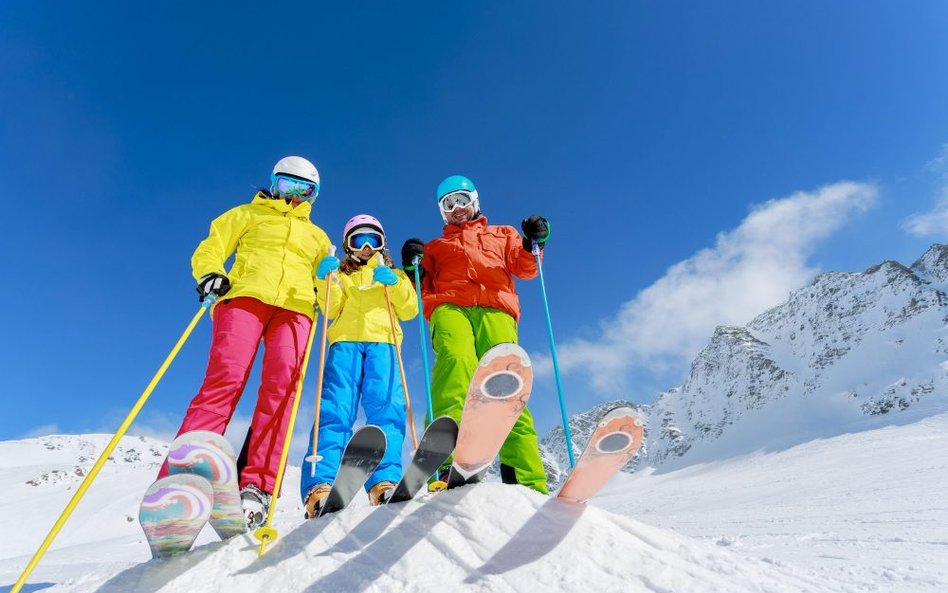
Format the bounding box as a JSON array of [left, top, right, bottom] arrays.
[[166, 430, 246, 539], [447, 343, 533, 491], [318, 425, 387, 516], [387, 416, 459, 504], [557, 406, 645, 503], [139, 474, 213, 558]]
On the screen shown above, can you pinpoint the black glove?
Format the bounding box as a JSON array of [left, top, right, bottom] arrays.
[[521, 215, 550, 251], [196, 273, 231, 302], [401, 238, 425, 270]]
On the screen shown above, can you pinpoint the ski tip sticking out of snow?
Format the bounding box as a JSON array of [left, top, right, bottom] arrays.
[[598, 405, 645, 426], [557, 405, 646, 504]]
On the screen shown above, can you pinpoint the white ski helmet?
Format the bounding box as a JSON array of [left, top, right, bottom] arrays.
[[272, 156, 320, 185]]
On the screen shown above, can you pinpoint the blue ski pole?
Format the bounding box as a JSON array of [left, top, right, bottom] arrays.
[[533, 241, 576, 467], [412, 255, 435, 425]]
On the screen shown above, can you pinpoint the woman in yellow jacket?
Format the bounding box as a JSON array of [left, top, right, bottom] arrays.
[[301, 214, 418, 516], [158, 156, 331, 531]]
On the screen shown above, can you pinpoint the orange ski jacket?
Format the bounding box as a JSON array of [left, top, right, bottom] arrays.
[[419, 216, 540, 322]]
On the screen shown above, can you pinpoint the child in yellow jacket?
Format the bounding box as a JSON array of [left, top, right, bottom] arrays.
[[301, 214, 418, 516]]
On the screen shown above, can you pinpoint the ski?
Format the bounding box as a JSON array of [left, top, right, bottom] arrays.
[[386, 416, 459, 504], [139, 473, 214, 558], [165, 430, 246, 539], [318, 425, 387, 517], [446, 343, 533, 489], [557, 406, 645, 503]]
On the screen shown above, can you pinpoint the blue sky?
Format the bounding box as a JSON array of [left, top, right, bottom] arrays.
[[2, 2, 947, 454]]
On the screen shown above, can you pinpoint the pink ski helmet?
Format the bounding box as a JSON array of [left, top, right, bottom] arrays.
[[342, 214, 386, 254]]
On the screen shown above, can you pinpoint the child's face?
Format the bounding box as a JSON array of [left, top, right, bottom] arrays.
[[356, 243, 379, 260]]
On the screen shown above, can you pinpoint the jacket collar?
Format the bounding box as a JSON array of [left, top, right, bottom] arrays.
[[444, 215, 488, 235], [251, 191, 313, 219]]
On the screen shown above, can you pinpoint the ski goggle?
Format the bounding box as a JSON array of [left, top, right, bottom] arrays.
[[347, 229, 384, 251], [439, 190, 474, 212], [271, 174, 319, 199]]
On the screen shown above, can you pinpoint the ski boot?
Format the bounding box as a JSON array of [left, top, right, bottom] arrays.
[[368, 480, 396, 506], [304, 483, 332, 519], [240, 484, 271, 530]]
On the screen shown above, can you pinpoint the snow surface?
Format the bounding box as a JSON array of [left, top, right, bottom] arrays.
[[3, 407, 946, 593]]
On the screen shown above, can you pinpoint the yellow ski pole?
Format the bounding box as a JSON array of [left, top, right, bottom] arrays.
[[255, 247, 334, 556], [11, 299, 214, 593], [305, 246, 337, 478], [379, 254, 418, 449]]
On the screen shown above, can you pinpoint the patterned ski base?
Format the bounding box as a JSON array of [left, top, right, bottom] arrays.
[[387, 416, 459, 504], [447, 343, 533, 489], [557, 406, 645, 503], [318, 425, 387, 517], [139, 473, 213, 558], [166, 430, 246, 539]]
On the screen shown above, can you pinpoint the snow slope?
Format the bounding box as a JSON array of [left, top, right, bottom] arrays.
[[4, 410, 947, 593], [605, 402, 948, 593]]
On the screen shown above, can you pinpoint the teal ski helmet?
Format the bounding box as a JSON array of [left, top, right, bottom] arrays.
[[436, 175, 479, 223]]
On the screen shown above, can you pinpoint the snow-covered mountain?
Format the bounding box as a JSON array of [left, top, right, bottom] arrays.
[[542, 244, 948, 477]]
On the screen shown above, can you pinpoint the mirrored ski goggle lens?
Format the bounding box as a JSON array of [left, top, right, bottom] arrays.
[[439, 191, 473, 212], [348, 231, 383, 250], [274, 175, 319, 198]]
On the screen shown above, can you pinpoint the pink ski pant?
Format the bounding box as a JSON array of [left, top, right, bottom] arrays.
[[158, 297, 311, 493]]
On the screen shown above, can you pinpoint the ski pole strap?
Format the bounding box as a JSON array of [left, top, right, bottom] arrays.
[[533, 241, 576, 467]]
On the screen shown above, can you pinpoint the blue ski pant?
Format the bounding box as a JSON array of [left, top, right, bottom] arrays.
[[300, 341, 406, 502]]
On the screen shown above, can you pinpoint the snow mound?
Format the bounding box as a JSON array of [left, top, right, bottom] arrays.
[[37, 484, 836, 593]]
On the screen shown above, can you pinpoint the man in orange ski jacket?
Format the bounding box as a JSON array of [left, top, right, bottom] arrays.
[[401, 174, 551, 493]]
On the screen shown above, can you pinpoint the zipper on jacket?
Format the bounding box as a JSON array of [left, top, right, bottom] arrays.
[[274, 211, 292, 301]]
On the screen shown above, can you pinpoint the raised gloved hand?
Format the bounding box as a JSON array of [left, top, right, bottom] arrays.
[[401, 238, 425, 270], [196, 273, 231, 302], [373, 265, 399, 286], [316, 255, 340, 280], [521, 215, 550, 251]]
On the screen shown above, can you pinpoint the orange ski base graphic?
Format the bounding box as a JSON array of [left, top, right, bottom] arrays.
[[557, 407, 645, 503], [452, 343, 532, 480]]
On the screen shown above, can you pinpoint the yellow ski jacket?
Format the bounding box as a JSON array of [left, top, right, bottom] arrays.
[[191, 192, 331, 319], [322, 256, 418, 345]]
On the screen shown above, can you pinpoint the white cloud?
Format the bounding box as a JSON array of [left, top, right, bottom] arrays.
[[904, 143, 948, 237], [23, 423, 60, 438], [924, 143, 948, 175], [903, 193, 948, 237], [540, 181, 878, 393]]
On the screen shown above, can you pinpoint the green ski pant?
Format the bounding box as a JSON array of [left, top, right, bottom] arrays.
[[429, 304, 548, 494]]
